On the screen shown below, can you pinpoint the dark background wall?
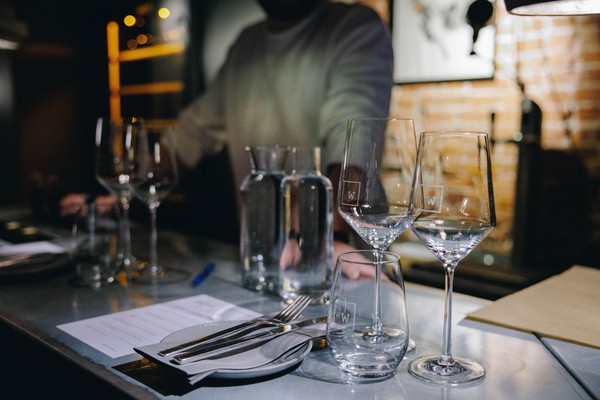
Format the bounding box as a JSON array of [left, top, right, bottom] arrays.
[[0, 0, 262, 242]]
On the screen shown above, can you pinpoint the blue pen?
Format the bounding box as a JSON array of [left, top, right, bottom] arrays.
[[191, 263, 215, 287]]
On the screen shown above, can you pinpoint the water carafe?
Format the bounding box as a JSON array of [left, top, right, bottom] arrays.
[[279, 147, 333, 304], [240, 146, 288, 293]]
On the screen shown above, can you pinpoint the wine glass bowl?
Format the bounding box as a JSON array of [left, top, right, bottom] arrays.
[[338, 118, 417, 251], [130, 122, 188, 284], [407, 131, 496, 386]]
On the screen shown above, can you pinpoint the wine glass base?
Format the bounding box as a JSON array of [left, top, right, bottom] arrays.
[[113, 254, 140, 277], [70, 273, 116, 289], [294, 350, 395, 384], [408, 355, 485, 386], [132, 261, 190, 284]]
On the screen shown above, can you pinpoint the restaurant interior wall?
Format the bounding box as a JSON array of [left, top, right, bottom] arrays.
[[363, 0, 600, 295]]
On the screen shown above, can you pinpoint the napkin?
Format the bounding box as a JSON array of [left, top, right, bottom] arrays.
[[134, 325, 325, 384], [467, 265, 600, 349], [0, 241, 66, 256]]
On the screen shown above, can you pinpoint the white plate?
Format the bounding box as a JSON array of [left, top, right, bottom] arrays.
[[161, 321, 312, 380]]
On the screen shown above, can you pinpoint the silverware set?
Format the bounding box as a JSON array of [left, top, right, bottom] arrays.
[[158, 295, 318, 362]]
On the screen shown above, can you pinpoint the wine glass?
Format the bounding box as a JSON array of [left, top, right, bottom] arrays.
[[338, 118, 417, 345], [407, 131, 496, 385], [130, 122, 189, 284], [95, 117, 139, 279]]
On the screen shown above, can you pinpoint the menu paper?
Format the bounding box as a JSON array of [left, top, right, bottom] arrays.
[[57, 294, 261, 358], [467, 265, 600, 349]]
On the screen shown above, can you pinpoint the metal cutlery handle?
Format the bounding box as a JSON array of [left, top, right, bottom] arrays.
[[158, 294, 311, 357], [158, 320, 268, 357], [173, 316, 327, 364], [173, 327, 278, 363]]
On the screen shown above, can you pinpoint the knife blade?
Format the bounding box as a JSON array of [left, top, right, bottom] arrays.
[[172, 316, 327, 364]]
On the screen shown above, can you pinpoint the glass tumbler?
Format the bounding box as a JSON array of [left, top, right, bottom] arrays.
[[327, 250, 409, 380], [71, 201, 115, 288]]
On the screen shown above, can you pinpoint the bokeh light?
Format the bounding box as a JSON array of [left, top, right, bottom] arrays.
[[158, 7, 170, 19], [124, 15, 136, 27]]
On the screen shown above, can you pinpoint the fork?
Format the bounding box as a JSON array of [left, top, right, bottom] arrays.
[[158, 295, 312, 357]]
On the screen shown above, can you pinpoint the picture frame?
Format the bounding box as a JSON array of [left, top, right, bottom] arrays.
[[391, 0, 496, 84]]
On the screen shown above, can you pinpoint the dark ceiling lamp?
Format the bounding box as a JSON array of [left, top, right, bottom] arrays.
[[505, 0, 600, 15]]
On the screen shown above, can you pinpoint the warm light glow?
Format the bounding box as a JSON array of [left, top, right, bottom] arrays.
[[137, 34, 148, 45], [106, 21, 121, 120], [123, 15, 136, 27], [164, 29, 180, 41], [158, 7, 170, 19], [118, 43, 185, 62], [127, 39, 138, 50], [120, 81, 184, 95], [136, 3, 153, 16], [106, 21, 119, 62]]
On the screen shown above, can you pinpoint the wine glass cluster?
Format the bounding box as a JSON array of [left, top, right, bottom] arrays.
[[335, 120, 496, 385]]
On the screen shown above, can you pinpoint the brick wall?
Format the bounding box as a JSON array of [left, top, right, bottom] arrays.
[[359, 0, 600, 268]]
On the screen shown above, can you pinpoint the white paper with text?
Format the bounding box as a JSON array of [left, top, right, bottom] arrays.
[[57, 294, 261, 358]]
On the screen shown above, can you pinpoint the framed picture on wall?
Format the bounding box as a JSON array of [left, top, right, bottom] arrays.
[[392, 0, 496, 84]]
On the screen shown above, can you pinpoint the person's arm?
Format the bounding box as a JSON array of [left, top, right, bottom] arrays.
[[318, 5, 394, 172], [171, 42, 232, 171], [321, 6, 394, 279]]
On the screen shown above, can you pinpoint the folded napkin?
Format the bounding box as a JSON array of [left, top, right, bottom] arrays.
[[0, 241, 66, 256], [135, 325, 325, 385]]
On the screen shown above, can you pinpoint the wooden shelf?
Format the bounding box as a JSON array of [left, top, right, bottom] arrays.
[[119, 81, 184, 96], [118, 43, 185, 62]]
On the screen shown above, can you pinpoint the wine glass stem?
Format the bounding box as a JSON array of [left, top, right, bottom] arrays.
[[372, 248, 384, 335], [149, 204, 159, 273], [118, 195, 133, 259], [441, 264, 456, 365]]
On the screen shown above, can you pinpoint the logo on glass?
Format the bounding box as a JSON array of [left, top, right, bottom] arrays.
[[420, 184, 444, 213], [333, 299, 356, 329], [341, 180, 361, 206]]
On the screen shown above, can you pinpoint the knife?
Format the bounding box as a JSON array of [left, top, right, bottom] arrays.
[[172, 316, 327, 364]]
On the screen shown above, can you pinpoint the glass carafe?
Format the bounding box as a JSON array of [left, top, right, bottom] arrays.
[[240, 146, 288, 293], [279, 147, 333, 304]]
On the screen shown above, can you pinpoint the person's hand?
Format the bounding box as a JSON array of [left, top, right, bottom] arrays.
[[59, 193, 117, 217], [333, 240, 381, 280], [280, 238, 383, 280], [279, 237, 302, 270]]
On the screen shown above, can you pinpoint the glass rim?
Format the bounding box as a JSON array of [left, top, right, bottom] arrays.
[[348, 117, 414, 123], [420, 130, 488, 137], [245, 144, 288, 150], [337, 250, 400, 265]]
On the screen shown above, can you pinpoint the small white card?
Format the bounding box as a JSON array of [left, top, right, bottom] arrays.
[[57, 294, 261, 358]]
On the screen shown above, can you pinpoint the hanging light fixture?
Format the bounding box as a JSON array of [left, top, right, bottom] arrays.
[[505, 0, 600, 15]]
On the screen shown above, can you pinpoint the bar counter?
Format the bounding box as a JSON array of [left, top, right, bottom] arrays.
[[0, 219, 597, 399]]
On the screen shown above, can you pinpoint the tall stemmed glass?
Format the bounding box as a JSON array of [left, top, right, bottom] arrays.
[[130, 123, 188, 284], [338, 118, 417, 339], [95, 117, 139, 279], [407, 131, 496, 385]]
